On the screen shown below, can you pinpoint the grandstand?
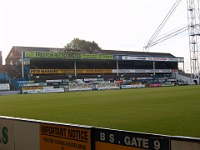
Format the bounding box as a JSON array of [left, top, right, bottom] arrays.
[[4, 46, 184, 89]]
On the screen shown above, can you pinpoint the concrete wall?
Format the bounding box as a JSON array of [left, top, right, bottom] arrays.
[[172, 72, 197, 84]]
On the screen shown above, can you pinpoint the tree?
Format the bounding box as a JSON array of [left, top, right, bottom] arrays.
[[64, 38, 101, 53]]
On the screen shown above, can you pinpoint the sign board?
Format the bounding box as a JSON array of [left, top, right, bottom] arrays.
[[30, 69, 112, 75], [122, 56, 184, 62], [24, 51, 113, 60], [30, 69, 172, 75], [95, 128, 169, 150], [40, 123, 92, 150], [0, 84, 10, 91], [112, 69, 172, 74]]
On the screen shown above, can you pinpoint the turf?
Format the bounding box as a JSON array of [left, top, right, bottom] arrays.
[[0, 85, 200, 138]]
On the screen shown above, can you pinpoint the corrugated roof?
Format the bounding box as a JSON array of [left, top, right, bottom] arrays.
[[6, 46, 176, 59], [96, 49, 175, 57]]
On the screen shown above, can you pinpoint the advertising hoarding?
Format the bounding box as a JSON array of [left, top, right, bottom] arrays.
[[30, 69, 112, 75], [122, 56, 184, 62], [40, 124, 92, 150], [95, 128, 169, 150], [0, 84, 10, 91], [0, 116, 200, 150], [24, 51, 113, 60]]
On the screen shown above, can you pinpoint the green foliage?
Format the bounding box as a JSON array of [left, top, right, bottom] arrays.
[[0, 86, 200, 138], [64, 38, 101, 53]]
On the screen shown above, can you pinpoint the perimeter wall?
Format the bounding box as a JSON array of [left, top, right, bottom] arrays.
[[0, 116, 199, 150]]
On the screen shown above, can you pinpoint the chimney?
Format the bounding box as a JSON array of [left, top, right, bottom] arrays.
[[0, 51, 2, 66]]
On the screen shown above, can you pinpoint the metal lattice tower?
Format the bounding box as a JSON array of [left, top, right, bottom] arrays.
[[187, 0, 200, 83]]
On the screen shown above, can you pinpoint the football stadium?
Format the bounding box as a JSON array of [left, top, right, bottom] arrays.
[[1, 0, 200, 148], [1, 46, 188, 92], [0, 46, 200, 150]]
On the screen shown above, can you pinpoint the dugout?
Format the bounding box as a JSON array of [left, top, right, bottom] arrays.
[[5, 46, 184, 84]]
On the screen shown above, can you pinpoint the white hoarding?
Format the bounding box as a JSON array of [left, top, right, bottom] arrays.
[[171, 140, 200, 150], [0, 118, 15, 150], [14, 120, 40, 150]]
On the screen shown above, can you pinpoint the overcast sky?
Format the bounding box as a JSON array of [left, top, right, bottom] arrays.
[[0, 0, 190, 71]]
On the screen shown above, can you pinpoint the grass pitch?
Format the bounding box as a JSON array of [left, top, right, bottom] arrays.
[[0, 85, 199, 138]]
